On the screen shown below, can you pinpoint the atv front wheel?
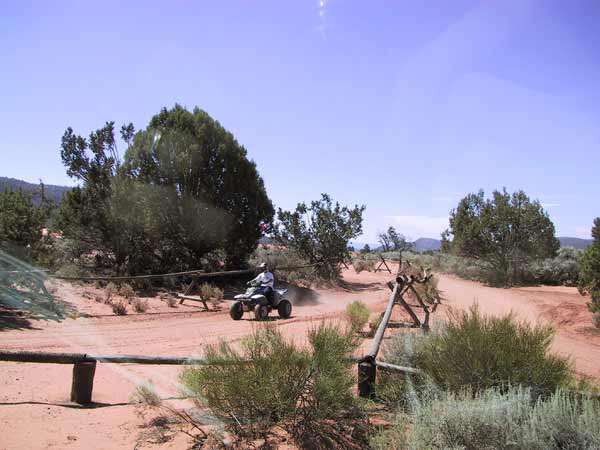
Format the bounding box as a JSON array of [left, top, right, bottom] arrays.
[[230, 301, 244, 320], [254, 305, 269, 321], [277, 299, 292, 319]]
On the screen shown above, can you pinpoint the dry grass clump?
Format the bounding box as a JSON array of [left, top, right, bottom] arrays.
[[133, 298, 149, 313], [105, 281, 118, 304], [112, 299, 128, 315], [162, 295, 177, 308], [199, 283, 224, 309], [119, 283, 135, 299], [353, 258, 375, 273]]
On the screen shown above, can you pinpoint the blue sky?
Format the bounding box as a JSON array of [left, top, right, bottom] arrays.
[[2, 0, 599, 242]]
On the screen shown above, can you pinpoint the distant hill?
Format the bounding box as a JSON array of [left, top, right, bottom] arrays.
[[558, 236, 593, 250], [0, 176, 72, 204], [412, 237, 442, 253]]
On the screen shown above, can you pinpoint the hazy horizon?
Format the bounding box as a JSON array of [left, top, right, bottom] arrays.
[[3, 1, 599, 241]]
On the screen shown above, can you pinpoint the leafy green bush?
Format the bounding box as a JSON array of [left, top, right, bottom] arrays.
[[384, 305, 572, 396], [345, 300, 370, 333], [371, 387, 600, 450], [353, 258, 375, 273], [180, 324, 365, 447]]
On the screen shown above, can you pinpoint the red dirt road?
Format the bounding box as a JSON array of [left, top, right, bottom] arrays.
[[1, 267, 599, 449]]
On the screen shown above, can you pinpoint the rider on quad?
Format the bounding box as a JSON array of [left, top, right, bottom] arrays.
[[248, 262, 274, 305], [230, 262, 292, 320]]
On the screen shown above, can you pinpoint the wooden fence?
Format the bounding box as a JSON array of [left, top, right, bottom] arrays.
[[0, 350, 419, 405], [1, 258, 433, 404]]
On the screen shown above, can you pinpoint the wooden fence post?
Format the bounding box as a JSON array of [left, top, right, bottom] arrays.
[[358, 361, 376, 398], [71, 361, 97, 405]]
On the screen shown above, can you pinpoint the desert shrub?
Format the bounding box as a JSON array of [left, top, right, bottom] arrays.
[[384, 305, 572, 397], [371, 387, 600, 450], [55, 263, 87, 279], [132, 298, 148, 313], [593, 312, 600, 329], [409, 249, 582, 287], [105, 281, 118, 303], [353, 258, 375, 273], [163, 294, 177, 308], [119, 282, 135, 299], [199, 283, 223, 308], [180, 324, 365, 447], [524, 247, 583, 286], [345, 300, 370, 333], [249, 245, 318, 286], [112, 299, 127, 315]]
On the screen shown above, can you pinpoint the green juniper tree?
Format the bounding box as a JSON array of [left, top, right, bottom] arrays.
[[274, 194, 365, 279], [444, 189, 559, 285], [57, 105, 273, 274], [578, 218, 600, 326]]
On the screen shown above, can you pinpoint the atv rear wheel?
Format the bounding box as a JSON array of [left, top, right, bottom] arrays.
[[277, 299, 292, 319], [254, 305, 269, 321], [230, 301, 244, 320]]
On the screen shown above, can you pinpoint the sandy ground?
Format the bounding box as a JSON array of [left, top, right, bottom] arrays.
[[1, 266, 599, 449]]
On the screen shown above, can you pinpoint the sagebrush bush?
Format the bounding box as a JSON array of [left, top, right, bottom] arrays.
[[112, 300, 127, 315], [353, 258, 375, 273], [371, 387, 600, 450], [132, 298, 148, 313], [105, 281, 118, 303], [384, 305, 572, 397], [345, 300, 370, 333], [180, 324, 365, 447], [374, 249, 583, 287], [119, 283, 135, 299], [163, 295, 177, 308], [199, 283, 223, 308]]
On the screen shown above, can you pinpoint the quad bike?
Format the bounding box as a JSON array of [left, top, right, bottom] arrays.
[[229, 282, 292, 321]]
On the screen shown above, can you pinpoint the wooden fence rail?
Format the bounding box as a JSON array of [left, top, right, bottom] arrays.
[[0, 350, 420, 405], [0, 351, 213, 405]]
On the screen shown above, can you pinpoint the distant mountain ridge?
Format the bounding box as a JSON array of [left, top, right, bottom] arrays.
[[557, 236, 593, 250], [0, 176, 72, 204], [351, 236, 592, 253]]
